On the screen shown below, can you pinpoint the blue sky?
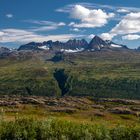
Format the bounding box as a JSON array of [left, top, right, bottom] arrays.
[[0, 0, 140, 48]]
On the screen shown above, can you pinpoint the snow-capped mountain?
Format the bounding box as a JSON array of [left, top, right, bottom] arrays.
[[87, 36, 128, 51], [18, 36, 128, 53], [18, 39, 88, 52]]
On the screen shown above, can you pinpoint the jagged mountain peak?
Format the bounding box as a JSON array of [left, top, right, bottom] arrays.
[[0, 47, 11, 57], [18, 42, 44, 51], [0, 46, 10, 50], [66, 39, 88, 47], [0, 46, 12, 52], [93, 35, 102, 40], [87, 36, 129, 51], [88, 35, 109, 50]]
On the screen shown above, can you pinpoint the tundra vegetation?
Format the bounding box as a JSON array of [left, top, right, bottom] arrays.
[[0, 96, 140, 139]]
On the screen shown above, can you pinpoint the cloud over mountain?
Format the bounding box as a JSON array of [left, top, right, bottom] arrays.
[[101, 12, 140, 40], [122, 34, 140, 40], [69, 5, 115, 28], [0, 28, 85, 43], [24, 20, 66, 32], [111, 12, 140, 35], [117, 9, 130, 13]]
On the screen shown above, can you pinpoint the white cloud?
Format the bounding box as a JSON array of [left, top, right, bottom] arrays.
[[122, 34, 140, 40], [0, 28, 85, 43], [69, 22, 75, 26], [56, 3, 140, 14], [69, 5, 115, 28], [117, 9, 129, 13], [70, 28, 80, 32], [71, 5, 90, 19], [111, 12, 140, 35], [6, 14, 13, 18], [100, 33, 115, 40], [24, 20, 66, 32], [101, 12, 140, 40], [88, 34, 95, 39], [0, 32, 4, 36], [31, 26, 59, 32], [26, 20, 66, 26], [58, 22, 66, 26]]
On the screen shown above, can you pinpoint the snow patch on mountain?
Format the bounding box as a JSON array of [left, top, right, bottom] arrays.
[[61, 48, 84, 53], [38, 46, 50, 50], [111, 44, 122, 48]]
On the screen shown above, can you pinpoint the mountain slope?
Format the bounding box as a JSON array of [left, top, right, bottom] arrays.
[[87, 36, 128, 51], [18, 39, 88, 52], [0, 47, 11, 57], [0, 50, 140, 98], [88, 36, 109, 50]]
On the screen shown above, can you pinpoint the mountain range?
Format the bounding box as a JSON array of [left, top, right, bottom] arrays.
[[18, 35, 128, 52], [0, 35, 139, 58]]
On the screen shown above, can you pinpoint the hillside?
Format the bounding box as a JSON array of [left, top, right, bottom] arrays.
[[0, 48, 140, 99]]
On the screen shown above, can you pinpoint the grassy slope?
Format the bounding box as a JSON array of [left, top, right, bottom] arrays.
[[0, 96, 140, 127], [0, 50, 140, 98]]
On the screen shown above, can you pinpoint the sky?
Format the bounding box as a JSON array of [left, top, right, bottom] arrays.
[[0, 0, 140, 48]]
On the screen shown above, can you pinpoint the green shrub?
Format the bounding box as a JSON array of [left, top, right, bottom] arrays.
[[0, 118, 140, 140]]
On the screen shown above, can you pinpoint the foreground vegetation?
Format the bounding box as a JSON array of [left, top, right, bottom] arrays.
[[0, 117, 140, 140], [0, 96, 140, 126], [0, 96, 140, 139]]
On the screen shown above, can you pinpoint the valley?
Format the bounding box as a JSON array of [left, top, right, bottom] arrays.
[[0, 48, 140, 98]]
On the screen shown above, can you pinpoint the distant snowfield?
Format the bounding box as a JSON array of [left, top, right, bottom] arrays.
[[38, 46, 50, 50], [111, 44, 122, 48], [38, 45, 85, 53], [61, 48, 84, 53]]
